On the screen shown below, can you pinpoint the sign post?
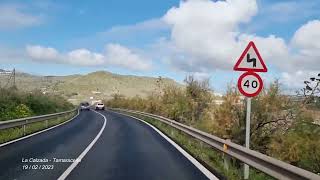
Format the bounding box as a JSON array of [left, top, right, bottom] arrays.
[[244, 97, 251, 179], [233, 41, 267, 179]]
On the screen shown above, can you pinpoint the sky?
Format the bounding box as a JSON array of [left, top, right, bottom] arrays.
[[0, 0, 319, 94]]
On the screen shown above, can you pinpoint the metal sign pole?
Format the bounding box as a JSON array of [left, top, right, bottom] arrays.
[[244, 97, 251, 179], [234, 41, 267, 179]]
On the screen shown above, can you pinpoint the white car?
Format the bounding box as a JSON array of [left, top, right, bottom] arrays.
[[95, 103, 105, 110]]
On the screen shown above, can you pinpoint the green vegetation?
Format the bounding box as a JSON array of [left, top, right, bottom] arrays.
[[106, 75, 320, 176], [268, 115, 320, 173], [0, 112, 76, 144], [0, 87, 73, 121], [0, 87, 76, 144]]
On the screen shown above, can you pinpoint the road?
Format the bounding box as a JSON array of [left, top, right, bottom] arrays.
[[0, 110, 214, 180]]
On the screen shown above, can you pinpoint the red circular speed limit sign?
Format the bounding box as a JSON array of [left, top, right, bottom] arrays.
[[237, 71, 263, 97]]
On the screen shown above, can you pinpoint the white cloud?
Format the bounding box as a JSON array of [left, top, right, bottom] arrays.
[[162, 0, 258, 72], [67, 49, 105, 66], [25, 44, 152, 71], [0, 4, 43, 29], [291, 20, 320, 57], [287, 20, 320, 72], [105, 44, 151, 71], [26, 45, 60, 62]]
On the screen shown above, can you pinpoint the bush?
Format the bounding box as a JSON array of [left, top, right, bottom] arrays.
[[106, 75, 214, 125], [0, 88, 73, 121], [1, 104, 33, 120], [268, 113, 320, 173]]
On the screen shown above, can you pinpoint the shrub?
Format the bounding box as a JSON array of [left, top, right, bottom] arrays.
[[0, 88, 73, 121], [268, 113, 320, 173]]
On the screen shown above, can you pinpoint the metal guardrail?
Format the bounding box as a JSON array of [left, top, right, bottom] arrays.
[[111, 108, 320, 180], [0, 108, 78, 135]]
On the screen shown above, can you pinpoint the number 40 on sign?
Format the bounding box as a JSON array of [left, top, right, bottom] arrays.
[[237, 71, 263, 97]]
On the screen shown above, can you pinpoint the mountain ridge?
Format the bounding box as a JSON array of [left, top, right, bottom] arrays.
[[0, 70, 182, 104]]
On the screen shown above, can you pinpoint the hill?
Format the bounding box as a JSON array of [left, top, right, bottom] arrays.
[[0, 70, 182, 104]]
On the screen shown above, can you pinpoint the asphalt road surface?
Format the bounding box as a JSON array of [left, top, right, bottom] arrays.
[[0, 109, 213, 180]]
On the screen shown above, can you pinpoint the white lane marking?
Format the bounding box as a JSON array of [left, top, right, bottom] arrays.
[[0, 110, 80, 148], [58, 110, 107, 180], [113, 111, 219, 180]]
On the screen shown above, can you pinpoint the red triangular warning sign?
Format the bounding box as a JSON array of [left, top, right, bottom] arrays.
[[233, 41, 267, 72]]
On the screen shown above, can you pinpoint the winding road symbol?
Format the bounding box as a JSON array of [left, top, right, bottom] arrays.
[[233, 41, 267, 72], [246, 54, 256, 67]]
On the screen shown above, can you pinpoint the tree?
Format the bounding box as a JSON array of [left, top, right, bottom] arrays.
[[184, 75, 213, 123], [161, 85, 189, 122], [212, 85, 245, 140], [300, 73, 320, 106], [249, 80, 294, 153]]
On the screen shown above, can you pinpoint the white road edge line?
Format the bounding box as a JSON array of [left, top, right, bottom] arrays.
[[113, 111, 219, 180], [58, 110, 107, 180], [0, 110, 80, 148]]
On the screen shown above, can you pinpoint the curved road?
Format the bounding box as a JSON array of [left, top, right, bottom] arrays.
[[0, 110, 213, 180]]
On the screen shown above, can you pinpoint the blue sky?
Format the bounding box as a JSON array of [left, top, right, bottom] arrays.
[[0, 0, 175, 48], [1, 0, 320, 93]]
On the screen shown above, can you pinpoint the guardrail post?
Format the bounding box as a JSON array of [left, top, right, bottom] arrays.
[[170, 129, 174, 136], [23, 120, 27, 136], [45, 120, 48, 128], [170, 122, 174, 137], [224, 154, 229, 171], [223, 139, 231, 171]]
